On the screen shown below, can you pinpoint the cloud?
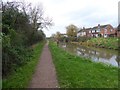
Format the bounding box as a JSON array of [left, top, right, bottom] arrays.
[[4, 0, 119, 37], [60, 0, 118, 27]]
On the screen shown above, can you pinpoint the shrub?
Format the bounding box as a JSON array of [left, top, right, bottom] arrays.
[[2, 29, 33, 77], [78, 37, 91, 42]]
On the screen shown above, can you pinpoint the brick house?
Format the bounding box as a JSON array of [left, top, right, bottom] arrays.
[[77, 27, 86, 37], [77, 24, 116, 38], [77, 25, 101, 38], [90, 24, 116, 38], [117, 24, 120, 37], [77, 27, 92, 37], [100, 24, 117, 37], [85, 28, 92, 37], [90, 24, 101, 37]]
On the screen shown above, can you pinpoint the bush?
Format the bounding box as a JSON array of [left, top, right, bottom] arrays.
[[2, 1, 47, 77], [77, 36, 91, 42], [2, 30, 33, 77], [87, 37, 118, 50]]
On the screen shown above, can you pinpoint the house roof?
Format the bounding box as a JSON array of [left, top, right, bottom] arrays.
[[92, 24, 109, 30], [117, 24, 120, 31], [78, 28, 91, 33], [85, 28, 92, 30], [77, 24, 112, 33]]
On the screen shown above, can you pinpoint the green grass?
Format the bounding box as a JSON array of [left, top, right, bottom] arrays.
[[49, 41, 118, 88], [87, 37, 118, 50], [2, 41, 45, 88]]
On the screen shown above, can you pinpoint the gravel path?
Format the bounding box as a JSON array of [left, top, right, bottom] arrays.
[[28, 41, 59, 88]]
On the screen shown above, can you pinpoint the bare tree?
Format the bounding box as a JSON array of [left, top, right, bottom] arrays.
[[28, 4, 53, 31]]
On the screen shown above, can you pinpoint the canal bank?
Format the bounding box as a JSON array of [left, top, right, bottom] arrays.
[[59, 42, 119, 67], [49, 41, 118, 88], [72, 37, 119, 50]]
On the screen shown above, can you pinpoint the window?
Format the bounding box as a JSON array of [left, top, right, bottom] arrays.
[[83, 32, 86, 35], [92, 30, 95, 33], [104, 34, 107, 38], [96, 34, 98, 37], [97, 29, 100, 32], [89, 30, 91, 33]]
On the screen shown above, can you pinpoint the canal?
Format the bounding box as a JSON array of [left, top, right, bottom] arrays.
[[59, 43, 119, 67]]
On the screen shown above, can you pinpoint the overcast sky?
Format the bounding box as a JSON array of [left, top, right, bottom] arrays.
[[5, 0, 120, 37]]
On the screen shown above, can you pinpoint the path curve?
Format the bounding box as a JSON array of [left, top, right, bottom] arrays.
[[29, 41, 59, 88]]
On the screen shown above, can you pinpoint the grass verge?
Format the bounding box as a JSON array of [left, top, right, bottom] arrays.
[[49, 41, 118, 88], [2, 41, 45, 88], [87, 37, 118, 50]]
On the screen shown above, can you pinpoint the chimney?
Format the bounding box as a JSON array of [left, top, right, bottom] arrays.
[[98, 24, 100, 29], [83, 27, 85, 30]]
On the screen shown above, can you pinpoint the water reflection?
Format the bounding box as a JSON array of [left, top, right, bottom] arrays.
[[59, 43, 119, 67]]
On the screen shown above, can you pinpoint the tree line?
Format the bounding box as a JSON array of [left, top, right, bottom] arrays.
[[1, 1, 53, 77], [51, 24, 78, 42]]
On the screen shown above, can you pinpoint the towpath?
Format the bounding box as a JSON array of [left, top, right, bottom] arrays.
[[29, 41, 59, 88]]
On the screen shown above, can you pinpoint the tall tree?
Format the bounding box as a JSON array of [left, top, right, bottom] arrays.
[[55, 31, 61, 41], [27, 4, 53, 44], [66, 24, 78, 41], [28, 4, 53, 31], [2, 1, 53, 77]]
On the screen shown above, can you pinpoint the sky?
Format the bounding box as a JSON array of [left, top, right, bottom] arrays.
[[4, 0, 120, 37]]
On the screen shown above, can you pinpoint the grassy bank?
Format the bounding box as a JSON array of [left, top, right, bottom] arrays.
[[87, 37, 118, 50], [73, 37, 119, 50], [2, 41, 45, 88], [49, 42, 118, 88]]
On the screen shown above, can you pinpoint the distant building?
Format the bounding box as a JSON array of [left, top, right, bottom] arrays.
[[77, 27, 91, 37], [91, 24, 101, 37], [77, 24, 117, 38], [117, 24, 120, 37], [85, 28, 92, 37], [100, 24, 116, 37]]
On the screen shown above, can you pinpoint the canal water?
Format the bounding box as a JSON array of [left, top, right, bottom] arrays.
[[59, 43, 119, 67]]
